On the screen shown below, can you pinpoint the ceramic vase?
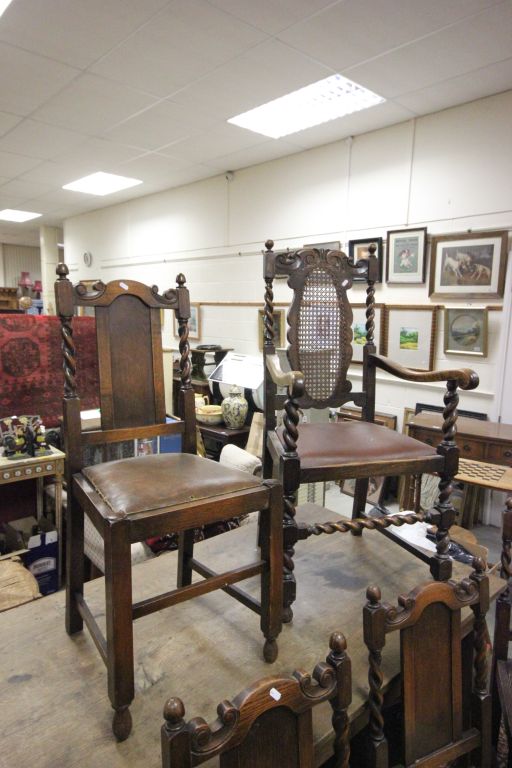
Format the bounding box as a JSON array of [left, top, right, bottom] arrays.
[[221, 386, 248, 429]]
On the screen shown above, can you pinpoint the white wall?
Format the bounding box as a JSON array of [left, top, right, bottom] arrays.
[[64, 90, 512, 432]]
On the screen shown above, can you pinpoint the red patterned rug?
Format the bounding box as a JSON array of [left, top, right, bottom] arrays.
[[0, 314, 99, 428]]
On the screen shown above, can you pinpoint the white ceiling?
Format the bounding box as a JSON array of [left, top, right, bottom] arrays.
[[1, 0, 512, 246]]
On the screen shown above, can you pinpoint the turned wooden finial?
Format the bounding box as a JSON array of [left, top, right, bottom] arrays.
[[366, 585, 381, 604], [176, 273, 186, 286], [329, 631, 347, 654], [265, 239, 274, 252], [163, 697, 185, 726], [472, 556, 485, 574], [56, 262, 69, 278]]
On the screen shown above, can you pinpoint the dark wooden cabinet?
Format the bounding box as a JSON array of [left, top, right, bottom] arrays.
[[198, 424, 250, 461], [408, 412, 512, 466]]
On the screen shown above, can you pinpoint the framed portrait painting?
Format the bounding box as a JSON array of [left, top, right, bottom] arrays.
[[443, 307, 488, 357], [350, 303, 383, 364], [386, 227, 427, 284], [384, 305, 437, 371], [174, 302, 201, 340], [429, 230, 508, 300], [348, 237, 383, 282]]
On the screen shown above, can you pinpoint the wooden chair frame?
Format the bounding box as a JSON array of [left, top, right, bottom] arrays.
[[262, 239, 479, 620], [363, 558, 491, 767], [162, 631, 352, 768], [55, 266, 282, 740]]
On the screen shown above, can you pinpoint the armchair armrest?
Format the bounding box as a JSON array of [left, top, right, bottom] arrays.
[[265, 354, 305, 399], [368, 353, 479, 391]]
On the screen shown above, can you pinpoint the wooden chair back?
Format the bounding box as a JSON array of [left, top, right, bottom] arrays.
[[55, 266, 196, 480], [263, 239, 379, 418], [363, 558, 490, 767], [162, 632, 351, 768]]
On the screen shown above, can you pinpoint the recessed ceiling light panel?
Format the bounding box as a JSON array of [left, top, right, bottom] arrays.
[[0, 209, 42, 222], [0, 1, 14, 18], [63, 171, 143, 196], [228, 74, 385, 139]]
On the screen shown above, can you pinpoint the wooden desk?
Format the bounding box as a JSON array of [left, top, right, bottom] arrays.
[[0, 505, 503, 768], [408, 412, 512, 466]]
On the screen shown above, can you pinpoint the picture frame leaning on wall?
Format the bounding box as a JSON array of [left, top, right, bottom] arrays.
[[386, 227, 427, 284]]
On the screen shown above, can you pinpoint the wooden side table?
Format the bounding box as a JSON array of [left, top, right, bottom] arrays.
[[0, 447, 65, 584], [198, 424, 250, 461]]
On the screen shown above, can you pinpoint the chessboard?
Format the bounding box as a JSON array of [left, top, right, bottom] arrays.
[[456, 458, 512, 492]]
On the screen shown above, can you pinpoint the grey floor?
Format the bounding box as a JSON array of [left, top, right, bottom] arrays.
[[322, 482, 503, 640]]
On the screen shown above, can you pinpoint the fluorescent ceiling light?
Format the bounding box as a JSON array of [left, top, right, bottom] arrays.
[[228, 74, 385, 139], [0, 209, 42, 222], [63, 171, 143, 196], [0, 1, 14, 18]]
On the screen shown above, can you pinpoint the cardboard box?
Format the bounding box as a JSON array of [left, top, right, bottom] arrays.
[[3, 516, 58, 596]]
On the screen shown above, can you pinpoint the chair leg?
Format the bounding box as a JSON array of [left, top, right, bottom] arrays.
[[177, 530, 195, 587], [282, 491, 298, 624], [492, 589, 512, 747], [259, 481, 283, 663], [104, 519, 134, 741], [65, 494, 85, 635], [352, 478, 370, 527]]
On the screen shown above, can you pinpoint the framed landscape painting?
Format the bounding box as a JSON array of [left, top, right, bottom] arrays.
[[350, 303, 383, 363], [429, 230, 508, 300], [386, 227, 427, 284], [444, 307, 488, 357], [384, 305, 437, 371]]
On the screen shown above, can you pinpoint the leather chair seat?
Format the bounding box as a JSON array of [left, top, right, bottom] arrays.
[[278, 421, 438, 471], [81, 453, 262, 519]]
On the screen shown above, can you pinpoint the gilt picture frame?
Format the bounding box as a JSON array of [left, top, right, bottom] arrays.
[[444, 307, 488, 357]]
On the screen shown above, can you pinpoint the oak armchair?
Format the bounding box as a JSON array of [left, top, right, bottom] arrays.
[[262, 239, 479, 621]]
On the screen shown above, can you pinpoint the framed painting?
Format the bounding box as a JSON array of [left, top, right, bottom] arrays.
[[174, 302, 200, 340], [350, 303, 383, 363], [258, 308, 286, 350], [429, 230, 508, 300], [384, 305, 437, 371], [443, 307, 488, 357], [348, 237, 383, 282], [303, 240, 341, 251], [386, 227, 427, 284]]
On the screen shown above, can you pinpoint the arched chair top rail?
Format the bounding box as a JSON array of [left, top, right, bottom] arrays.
[[55, 262, 185, 310], [366, 557, 487, 636]]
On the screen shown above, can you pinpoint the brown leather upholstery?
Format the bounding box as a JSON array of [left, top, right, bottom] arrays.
[[83, 453, 262, 519], [278, 422, 438, 470]]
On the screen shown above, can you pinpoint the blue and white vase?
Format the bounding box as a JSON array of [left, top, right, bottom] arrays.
[[222, 385, 248, 429]]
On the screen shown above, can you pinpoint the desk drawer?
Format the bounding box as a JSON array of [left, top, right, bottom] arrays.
[[487, 443, 512, 466], [409, 427, 439, 447], [456, 438, 485, 460], [410, 427, 485, 460]]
